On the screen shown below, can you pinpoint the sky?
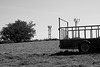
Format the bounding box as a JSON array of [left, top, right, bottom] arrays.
[[0, 0, 100, 39]]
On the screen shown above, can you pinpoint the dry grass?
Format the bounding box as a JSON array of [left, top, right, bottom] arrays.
[[0, 41, 60, 55], [0, 41, 100, 67]]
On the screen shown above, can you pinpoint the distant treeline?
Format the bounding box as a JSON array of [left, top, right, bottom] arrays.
[[0, 38, 59, 44], [33, 38, 59, 41]]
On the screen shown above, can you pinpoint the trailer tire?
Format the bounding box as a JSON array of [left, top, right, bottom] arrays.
[[78, 42, 91, 53]]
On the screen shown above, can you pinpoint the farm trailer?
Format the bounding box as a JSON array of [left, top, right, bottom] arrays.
[[58, 18, 100, 53]]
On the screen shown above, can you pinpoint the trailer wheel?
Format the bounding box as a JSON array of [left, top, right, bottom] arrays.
[[79, 42, 91, 53]]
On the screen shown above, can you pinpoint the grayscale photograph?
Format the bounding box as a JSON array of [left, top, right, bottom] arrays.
[[0, 0, 100, 67]]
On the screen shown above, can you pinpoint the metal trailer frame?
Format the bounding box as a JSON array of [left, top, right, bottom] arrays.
[[58, 17, 100, 53], [58, 17, 100, 40]]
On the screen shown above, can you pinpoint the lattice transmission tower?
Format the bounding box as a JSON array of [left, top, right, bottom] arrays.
[[73, 18, 80, 38], [48, 26, 52, 39]]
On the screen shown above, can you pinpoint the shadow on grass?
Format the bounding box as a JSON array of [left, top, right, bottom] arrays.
[[50, 49, 100, 56], [50, 51, 82, 56]]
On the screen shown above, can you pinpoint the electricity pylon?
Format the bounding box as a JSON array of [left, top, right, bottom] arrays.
[[73, 18, 80, 38], [48, 26, 52, 39]]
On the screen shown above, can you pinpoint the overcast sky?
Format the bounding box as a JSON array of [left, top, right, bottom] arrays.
[[0, 0, 100, 39]]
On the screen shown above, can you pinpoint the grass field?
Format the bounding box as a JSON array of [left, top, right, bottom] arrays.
[[0, 40, 100, 67], [0, 40, 60, 55]]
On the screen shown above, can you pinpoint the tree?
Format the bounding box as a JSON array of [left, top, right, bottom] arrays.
[[1, 19, 36, 42]]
